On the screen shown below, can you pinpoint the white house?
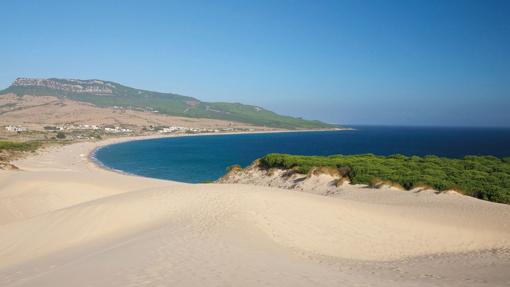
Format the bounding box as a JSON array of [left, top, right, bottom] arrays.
[[104, 127, 132, 133], [5, 125, 27, 132]]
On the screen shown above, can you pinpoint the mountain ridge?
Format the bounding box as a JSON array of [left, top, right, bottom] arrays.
[[0, 78, 334, 129]]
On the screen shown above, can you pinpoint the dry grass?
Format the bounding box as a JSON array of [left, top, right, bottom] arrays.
[[369, 178, 405, 190]]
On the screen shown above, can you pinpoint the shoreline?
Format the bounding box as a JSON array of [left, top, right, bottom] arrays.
[[1, 127, 510, 286], [86, 128, 349, 180]]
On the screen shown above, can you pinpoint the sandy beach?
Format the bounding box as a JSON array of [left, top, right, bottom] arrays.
[[1, 136, 510, 286]]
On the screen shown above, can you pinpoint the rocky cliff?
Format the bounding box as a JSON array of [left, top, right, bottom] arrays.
[[13, 78, 114, 95]]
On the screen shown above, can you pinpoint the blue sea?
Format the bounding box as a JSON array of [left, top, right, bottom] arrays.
[[94, 126, 510, 183]]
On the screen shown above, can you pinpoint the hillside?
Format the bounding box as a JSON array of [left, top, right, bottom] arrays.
[[0, 78, 333, 129], [0, 94, 266, 137]]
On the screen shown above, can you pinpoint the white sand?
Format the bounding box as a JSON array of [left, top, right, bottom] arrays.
[[1, 137, 510, 286]]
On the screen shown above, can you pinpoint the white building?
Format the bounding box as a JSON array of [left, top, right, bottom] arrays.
[[74, 124, 100, 130], [5, 125, 27, 132], [104, 127, 132, 133], [158, 126, 190, 133], [158, 127, 179, 133]]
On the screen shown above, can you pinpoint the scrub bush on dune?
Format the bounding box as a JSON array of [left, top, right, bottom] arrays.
[[259, 153, 510, 204]]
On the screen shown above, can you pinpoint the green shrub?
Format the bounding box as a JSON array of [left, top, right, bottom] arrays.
[[0, 141, 41, 152], [259, 153, 510, 204], [56, 132, 66, 139]]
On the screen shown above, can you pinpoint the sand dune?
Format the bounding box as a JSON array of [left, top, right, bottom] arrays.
[[1, 139, 510, 286]]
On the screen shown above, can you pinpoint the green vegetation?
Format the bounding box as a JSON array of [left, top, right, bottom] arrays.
[[56, 131, 66, 139], [0, 79, 334, 129], [0, 141, 41, 152], [260, 153, 510, 204]]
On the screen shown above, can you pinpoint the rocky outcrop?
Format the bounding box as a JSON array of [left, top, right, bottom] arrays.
[[13, 78, 114, 95]]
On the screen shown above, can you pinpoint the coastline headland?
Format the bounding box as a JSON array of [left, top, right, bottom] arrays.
[[1, 131, 510, 286]]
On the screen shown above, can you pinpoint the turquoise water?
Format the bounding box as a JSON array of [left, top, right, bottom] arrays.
[[94, 126, 510, 183]]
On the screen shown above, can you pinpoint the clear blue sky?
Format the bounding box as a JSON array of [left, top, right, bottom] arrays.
[[1, 0, 509, 127]]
